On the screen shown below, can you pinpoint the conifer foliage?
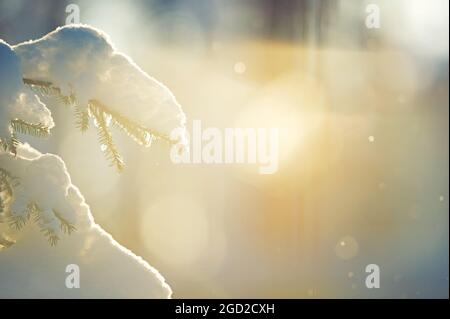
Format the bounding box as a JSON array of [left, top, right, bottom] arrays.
[[0, 25, 186, 247], [23, 78, 173, 172]]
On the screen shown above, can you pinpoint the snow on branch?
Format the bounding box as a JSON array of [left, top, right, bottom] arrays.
[[11, 25, 187, 169], [0, 26, 181, 297], [0, 144, 172, 298], [14, 24, 186, 142], [0, 41, 54, 154]]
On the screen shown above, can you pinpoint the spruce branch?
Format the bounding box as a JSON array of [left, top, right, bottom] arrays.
[[11, 119, 51, 138], [8, 214, 29, 230], [9, 133, 20, 155], [0, 170, 15, 226], [23, 78, 174, 143], [90, 104, 124, 172], [89, 99, 172, 145], [23, 78, 75, 108], [41, 228, 59, 246], [53, 209, 76, 235], [22, 77, 180, 172], [28, 203, 64, 246], [28, 203, 42, 224], [0, 134, 20, 156], [74, 106, 89, 132], [0, 168, 18, 198], [7, 202, 33, 231]]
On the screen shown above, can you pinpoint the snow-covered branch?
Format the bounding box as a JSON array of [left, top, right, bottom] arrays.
[[0, 25, 186, 298]]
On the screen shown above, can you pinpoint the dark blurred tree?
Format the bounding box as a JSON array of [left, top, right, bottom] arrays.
[[263, 0, 338, 44]]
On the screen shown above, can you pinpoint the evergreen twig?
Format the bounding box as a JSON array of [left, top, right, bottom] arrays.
[[11, 119, 50, 138], [90, 104, 124, 172], [22, 77, 178, 172]]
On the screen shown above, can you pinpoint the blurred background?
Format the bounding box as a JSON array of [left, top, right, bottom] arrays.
[[0, 0, 448, 298]]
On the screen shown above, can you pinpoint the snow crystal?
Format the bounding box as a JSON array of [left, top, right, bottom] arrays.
[[14, 25, 186, 140]]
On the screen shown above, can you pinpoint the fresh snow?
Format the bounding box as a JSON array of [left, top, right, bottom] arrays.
[[0, 25, 186, 298], [0, 144, 172, 298], [14, 24, 186, 139]]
